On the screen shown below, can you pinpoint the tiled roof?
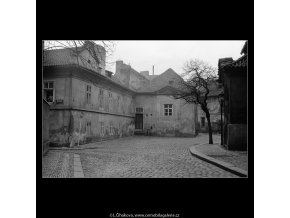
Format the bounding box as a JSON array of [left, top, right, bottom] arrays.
[[44, 49, 134, 92], [223, 54, 247, 69], [218, 57, 234, 68], [43, 48, 79, 66], [129, 67, 149, 81], [137, 68, 184, 93]]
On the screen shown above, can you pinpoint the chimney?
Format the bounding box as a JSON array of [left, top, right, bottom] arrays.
[[115, 60, 123, 75], [152, 65, 154, 75], [140, 71, 149, 79]]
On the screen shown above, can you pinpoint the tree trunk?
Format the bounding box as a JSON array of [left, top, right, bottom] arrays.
[[206, 112, 213, 144]]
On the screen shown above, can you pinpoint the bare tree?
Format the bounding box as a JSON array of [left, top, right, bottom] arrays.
[[175, 59, 218, 144], [43, 40, 116, 67]]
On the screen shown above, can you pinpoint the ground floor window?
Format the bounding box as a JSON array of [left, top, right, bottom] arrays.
[[201, 117, 205, 128], [86, 122, 91, 136], [110, 123, 113, 135], [164, 104, 173, 116], [100, 122, 105, 136]]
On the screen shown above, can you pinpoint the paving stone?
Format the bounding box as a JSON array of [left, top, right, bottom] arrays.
[[43, 135, 240, 178], [74, 171, 84, 178], [77, 135, 238, 178], [74, 165, 83, 172]]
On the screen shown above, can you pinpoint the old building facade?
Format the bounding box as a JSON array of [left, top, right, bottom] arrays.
[[43, 42, 201, 147], [218, 41, 247, 150]]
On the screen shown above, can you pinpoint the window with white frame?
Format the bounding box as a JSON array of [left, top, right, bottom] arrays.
[[43, 81, 54, 103], [86, 85, 92, 104], [100, 122, 105, 136], [164, 104, 173, 116]]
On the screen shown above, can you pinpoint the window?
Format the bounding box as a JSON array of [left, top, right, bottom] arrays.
[[86, 122, 91, 136], [86, 85, 91, 104], [43, 81, 54, 103], [110, 123, 113, 135], [99, 89, 104, 108], [201, 117, 205, 128], [164, 104, 173, 116], [117, 96, 120, 112], [136, 107, 143, 113], [100, 122, 105, 136], [169, 80, 173, 85], [108, 91, 112, 111]]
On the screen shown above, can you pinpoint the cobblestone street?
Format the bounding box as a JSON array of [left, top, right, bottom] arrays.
[[42, 134, 239, 178]]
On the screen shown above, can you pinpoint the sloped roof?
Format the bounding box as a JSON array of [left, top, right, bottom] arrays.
[[43, 48, 79, 66], [218, 57, 234, 68], [129, 67, 149, 81], [223, 54, 247, 69], [241, 41, 248, 55], [136, 68, 184, 93], [154, 85, 185, 95]]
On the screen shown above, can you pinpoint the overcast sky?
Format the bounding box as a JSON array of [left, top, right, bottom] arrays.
[[105, 40, 246, 75]]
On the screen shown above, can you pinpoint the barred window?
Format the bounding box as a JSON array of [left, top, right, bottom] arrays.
[[164, 104, 173, 116]]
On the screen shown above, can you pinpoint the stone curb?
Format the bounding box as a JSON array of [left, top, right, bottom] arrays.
[[73, 154, 84, 178], [49, 146, 104, 151], [189, 146, 248, 177]]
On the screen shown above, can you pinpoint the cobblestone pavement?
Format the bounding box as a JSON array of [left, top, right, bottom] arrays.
[[42, 151, 74, 178], [79, 135, 238, 178], [42, 134, 239, 178]]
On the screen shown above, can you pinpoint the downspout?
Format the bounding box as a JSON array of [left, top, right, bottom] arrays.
[[69, 70, 73, 147]]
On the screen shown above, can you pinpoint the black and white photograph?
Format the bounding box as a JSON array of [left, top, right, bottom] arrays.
[[42, 40, 248, 178]]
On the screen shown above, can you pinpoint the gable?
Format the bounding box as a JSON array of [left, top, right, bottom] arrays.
[[151, 69, 183, 87], [154, 86, 184, 95]]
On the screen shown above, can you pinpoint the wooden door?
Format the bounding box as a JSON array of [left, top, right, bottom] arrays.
[[135, 114, 143, 130]]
